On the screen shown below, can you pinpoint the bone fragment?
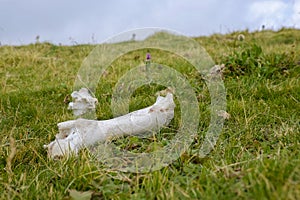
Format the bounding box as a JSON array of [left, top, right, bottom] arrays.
[[68, 88, 98, 116]]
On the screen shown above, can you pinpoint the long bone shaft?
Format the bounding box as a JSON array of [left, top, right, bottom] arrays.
[[44, 93, 175, 159]]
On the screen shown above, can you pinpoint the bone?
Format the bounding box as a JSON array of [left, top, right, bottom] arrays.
[[67, 88, 98, 116], [44, 92, 175, 159]]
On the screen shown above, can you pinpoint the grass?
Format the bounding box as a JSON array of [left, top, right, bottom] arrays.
[[0, 28, 299, 199]]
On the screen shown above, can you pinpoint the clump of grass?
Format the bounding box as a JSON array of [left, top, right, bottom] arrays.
[[0, 29, 299, 199], [223, 42, 297, 78]]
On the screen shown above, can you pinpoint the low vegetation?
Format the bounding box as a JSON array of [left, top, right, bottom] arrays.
[[0, 28, 299, 199]]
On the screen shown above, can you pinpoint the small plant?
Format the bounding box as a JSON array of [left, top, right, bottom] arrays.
[[224, 43, 263, 76], [223, 43, 297, 78], [237, 34, 245, 41]]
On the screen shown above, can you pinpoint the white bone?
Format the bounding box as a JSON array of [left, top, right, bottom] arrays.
[[68, 88, 98, 116], [44, 93, 175, 159]]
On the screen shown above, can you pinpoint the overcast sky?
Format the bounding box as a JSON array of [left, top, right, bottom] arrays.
[[0, 0, 299, 45]]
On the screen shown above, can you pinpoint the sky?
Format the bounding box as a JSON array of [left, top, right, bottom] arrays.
[[0, 0, 299, 45]]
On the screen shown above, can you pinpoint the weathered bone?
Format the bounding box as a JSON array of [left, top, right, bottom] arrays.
[[68, 88, 98, 116], [44, 93, 175, 159]]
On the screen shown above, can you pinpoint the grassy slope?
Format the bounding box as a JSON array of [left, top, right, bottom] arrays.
[[0, 28, 299, 199]]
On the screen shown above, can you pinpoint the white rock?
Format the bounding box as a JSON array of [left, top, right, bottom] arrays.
[[209, 64, 225, 76]]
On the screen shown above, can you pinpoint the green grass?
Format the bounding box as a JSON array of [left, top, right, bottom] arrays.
[[0, 28, 300, 199]]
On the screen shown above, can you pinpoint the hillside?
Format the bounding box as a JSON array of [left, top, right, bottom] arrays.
[[0, 28, 299, 199]]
